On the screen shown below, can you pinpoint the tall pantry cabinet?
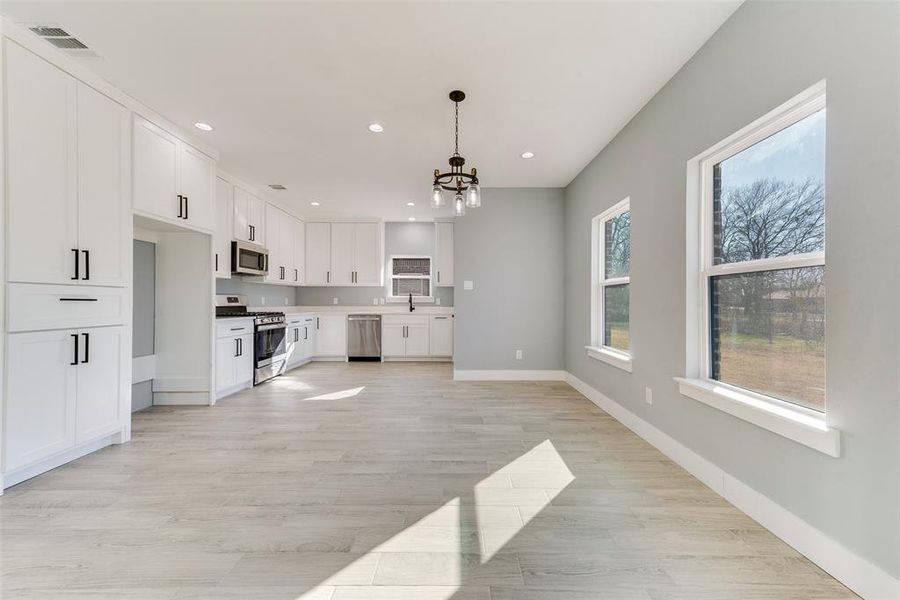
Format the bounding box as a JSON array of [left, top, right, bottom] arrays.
[[2, 39, 132, 490]]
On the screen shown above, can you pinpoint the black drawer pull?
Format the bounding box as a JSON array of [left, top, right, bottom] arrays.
[[70, 334, 79, 365], [81, 332, 90, 364], [60, 298, 98, 302]]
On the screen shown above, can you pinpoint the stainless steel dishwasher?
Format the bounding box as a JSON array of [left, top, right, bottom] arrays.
[[347, 314, 382, 361]]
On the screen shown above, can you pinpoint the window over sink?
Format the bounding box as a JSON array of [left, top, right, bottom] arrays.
[[388, 256, 433, 302]]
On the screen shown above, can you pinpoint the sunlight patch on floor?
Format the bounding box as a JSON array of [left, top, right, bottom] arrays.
[[305, 386, 366, 401]]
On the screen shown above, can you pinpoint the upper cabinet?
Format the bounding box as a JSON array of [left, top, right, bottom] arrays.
[[233, 186, 265, 245], [5, 42, 129, 287], [434, 222, 454, 287], [263, 203, 304, 286], [214, 178, 233, 279], [292, 219, 306, 285], [133, 114, 214, 232], [310, 222, 382, 287]]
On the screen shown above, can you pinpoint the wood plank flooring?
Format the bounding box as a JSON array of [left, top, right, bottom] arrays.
[[0, 362, 856, 599]]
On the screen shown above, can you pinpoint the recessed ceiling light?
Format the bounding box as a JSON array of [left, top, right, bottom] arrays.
[[408, 217, 416, 221], [194, 122, 214, 132], [368, 123, 384, 133], [520, 151, 535, 159], [310, 201, 320, 206], [268, 184, 286, 190], [406, 202, 415, 207]]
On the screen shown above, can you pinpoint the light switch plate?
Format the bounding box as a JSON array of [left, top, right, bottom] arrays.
[[333, 297, 338, 305], [436, 298, 441, 305], [463, 280, 474, 290]]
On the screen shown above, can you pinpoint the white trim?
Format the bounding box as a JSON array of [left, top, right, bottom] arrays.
[[675, 377, 839, 457], [704, 251, 825, 277], [565, 372, 898, 600], [2, 434, 119, 490], [132, 354, 156, 384], [152, 392, 211, 406], [453, 369, 566, 381], [585, 345, 633, 372]]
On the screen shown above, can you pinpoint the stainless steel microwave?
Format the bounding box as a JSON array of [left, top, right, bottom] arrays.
[[232, 240, 268, 276]]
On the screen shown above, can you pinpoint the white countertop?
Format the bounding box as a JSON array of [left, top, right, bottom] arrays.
[[250, 305, 454, 316]]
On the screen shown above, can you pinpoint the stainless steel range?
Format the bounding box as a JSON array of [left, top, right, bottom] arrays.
[[215, 295, 287, 385]]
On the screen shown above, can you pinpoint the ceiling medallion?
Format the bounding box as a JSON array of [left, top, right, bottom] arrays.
[[432, 90, 481, 216]]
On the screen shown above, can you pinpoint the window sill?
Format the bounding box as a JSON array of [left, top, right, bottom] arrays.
[[674, 377, 840, 457], [585, 346, 632, 373], [386, 297, 435, 304]]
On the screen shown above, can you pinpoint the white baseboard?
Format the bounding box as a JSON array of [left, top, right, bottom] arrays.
[[312, 356, 348, 362], [454, 369, 567, 381], [153, 391, 212, 406], [565, 372, 900, 600], [132, 354, 156, 384], [2, 434, 118, 490]]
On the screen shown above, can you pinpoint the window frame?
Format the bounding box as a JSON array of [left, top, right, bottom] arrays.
[[587, 197, 632, 372], [386, 254, 434, 303], [680, 80, 839, 457]]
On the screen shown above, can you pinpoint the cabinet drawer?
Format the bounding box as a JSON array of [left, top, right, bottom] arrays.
[[8, 284, 127, 332], [216, 318, 255, 339], [382, 314, 430, 327]]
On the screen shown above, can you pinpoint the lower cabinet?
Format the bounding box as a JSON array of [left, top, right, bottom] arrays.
[[286, 314, 316, 368], [314, 314, 347, 358], [215, 318, 254, 399], [382, 315, 430, 358], [5, 326, 126, 473], [429, 315, 454, 357]]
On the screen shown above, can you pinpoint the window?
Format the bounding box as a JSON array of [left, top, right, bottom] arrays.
[[679, 82, 838, 457], [389, 256, 433, 301], [587, 198, 631, 371]]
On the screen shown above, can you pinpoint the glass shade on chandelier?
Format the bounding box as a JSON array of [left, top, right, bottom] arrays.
[[453, 192, 466, 217], [465, 182, 481, 208], [431, 184, 446, 208]]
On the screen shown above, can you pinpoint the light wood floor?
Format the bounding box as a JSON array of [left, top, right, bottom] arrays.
[[1, 362, 855, 599]]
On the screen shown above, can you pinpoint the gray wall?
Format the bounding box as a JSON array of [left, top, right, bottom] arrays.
[[564, 1, 899, 576], [132, 240, 155, 358], [454, 188, 565, 370], [131, 380, 153, 413], [215, 278, 298, 307], [296, 221, 454, 306]]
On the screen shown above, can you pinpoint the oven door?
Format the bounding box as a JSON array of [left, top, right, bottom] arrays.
[[255, 323, 286, 367], [232, 241, 268, 276]]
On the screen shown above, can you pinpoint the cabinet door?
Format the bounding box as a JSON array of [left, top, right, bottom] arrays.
[[233, 186, 252, 243], [280, 212, 296, 283], [292, 219, 306, 284], [6, 330, 77, 470], [429, 316, 453, 356], [330, 223, 355, 285], [75, 326, 125, 444], [434, 222, 454, 287], [214, 178, 233, 278], [405, 322, 430, 357], [285, 322, 300, 366], [235, 334, 255, 385], [264, 203, 283, 284], [215, 336, 238, 394], [77, 83, 129, 287], [6, 42, 78, 285], [179, 144, 215, 231], [315, 315, 347, 357], [381, 323, 406, 358], [354, 223, 382, 285], [305, 223, 331, 285], [133, 115, 180, 221], [249, 193, 266, 245]]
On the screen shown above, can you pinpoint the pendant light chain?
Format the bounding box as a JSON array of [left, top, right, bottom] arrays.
[[454, 100, 460, 157], [431, 90, 480, 215]]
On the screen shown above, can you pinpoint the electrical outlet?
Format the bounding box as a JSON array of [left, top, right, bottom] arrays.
[[373, 298, 378, 305], [283, 298, 289, 306], [333, 297, 338, 305], [436, 298, 441, 305], [645, 387, 653, 406], [379, 298, 385, 305], [260, 297, 266, 306], [463, 280, 474, 290], [515, 349, 523, 360]]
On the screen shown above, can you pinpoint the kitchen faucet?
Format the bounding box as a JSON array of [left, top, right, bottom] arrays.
[[408, 292, 415, 312]]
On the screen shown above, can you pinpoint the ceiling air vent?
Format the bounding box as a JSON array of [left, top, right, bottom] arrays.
[[27, 24, 97, 57], [268, 184, 287, 190]]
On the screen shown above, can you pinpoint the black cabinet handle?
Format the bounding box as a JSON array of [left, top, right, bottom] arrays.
[[59, 297, 98, 302], [294, 268, 298, 282], [177, 194, 184, 218], [71, 249, 79, 280], [70, 334, 79, 365], [81, 250, 90, 280], [235, 337, 240, 357], [249, 225, 255, 241], [81, 332, 90, 364], [215, 253, 218, 272], [304, 326, 308, 340], [316, 317, 320, 329], [184, 196, 189, 220], [294, 328, 299, 342], [326, 271, 330, 284]]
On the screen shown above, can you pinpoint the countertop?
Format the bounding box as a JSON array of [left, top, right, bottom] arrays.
[[249, 305, 454, 316]]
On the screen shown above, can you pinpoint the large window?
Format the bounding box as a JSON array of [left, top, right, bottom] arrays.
[[588, 198, 631, 371], [389, 256, 432, 301]]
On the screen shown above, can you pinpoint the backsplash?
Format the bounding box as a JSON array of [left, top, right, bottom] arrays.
[[296, 286, 453, 307], [216, 278, 298, 307]]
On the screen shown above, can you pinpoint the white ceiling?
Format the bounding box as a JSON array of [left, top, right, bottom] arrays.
[[1, 1, 740, 221]]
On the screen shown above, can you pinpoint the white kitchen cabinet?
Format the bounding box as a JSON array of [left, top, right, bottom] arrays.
[[382, 315, 431, 358], [5, 326, 127, 473], [214, 178, 233, 278], [215, 322, 253, 400], [133, 114, 214, 231], [6, 43, 128, 287], [282, 212, 298, 284], [264, 203, 284, 284], [314, 314, 347, 358], [233, 186, 265, 245], [286, 314, 315, 368], [5, 330, 77, 471], [354, 223, 382, 285], [316, 222, 382, 286], [429, 315, 454, 357], [306, 223, 332, 285], [292, 219, 306, 284], [330, 223, 356, 285], [434, 222, 454, 287], [75, 327, 126, 444]]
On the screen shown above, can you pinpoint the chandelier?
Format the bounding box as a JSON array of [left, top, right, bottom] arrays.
[[432, 90, 481, 216]]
